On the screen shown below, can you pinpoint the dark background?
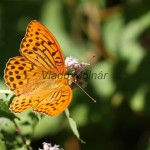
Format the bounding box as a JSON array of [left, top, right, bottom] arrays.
[[0, 0, 150, 150]]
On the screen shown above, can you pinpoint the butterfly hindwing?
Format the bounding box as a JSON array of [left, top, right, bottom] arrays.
[[10, 85, 72, 116], [33, 85, 72, 116], [9, 95, 40, 113]]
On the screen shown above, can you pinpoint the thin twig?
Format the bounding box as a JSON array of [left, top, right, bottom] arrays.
[[12, 120, 30, 150], [0, 90, 12, 94]]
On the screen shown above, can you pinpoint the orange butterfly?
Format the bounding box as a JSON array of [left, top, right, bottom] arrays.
[[4, 20, 75, 116]]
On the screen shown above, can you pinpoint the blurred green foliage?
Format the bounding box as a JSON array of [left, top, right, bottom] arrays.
[[0, 0, 150, 150]]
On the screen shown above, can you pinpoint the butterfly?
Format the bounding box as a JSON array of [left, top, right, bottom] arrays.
[[4, 20, 76, 116]]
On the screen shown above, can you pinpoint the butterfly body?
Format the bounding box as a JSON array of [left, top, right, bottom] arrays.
[[4, 20, 74, 116]]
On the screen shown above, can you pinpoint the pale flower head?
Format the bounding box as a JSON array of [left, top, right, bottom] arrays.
[[39, 142, 63, 150], [65, 56, 90, 89], [65, 56, 89, 75]]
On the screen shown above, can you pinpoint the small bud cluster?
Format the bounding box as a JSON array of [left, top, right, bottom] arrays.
[[65, 56, 89, 89]]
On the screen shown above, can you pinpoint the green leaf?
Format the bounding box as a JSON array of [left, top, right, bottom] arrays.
[[0, 139, 6, 150], [65, 109, 86, 143], [33, 115, 63, 140], [0, 100, 19, 120], [15, 145, 32, 150]]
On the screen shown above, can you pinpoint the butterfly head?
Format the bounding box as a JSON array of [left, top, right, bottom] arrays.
[[66, 75, 77, 86]]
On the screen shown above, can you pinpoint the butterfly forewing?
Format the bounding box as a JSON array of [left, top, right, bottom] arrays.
[[20, 20, 66, 74], [4, 56, 39, 95]]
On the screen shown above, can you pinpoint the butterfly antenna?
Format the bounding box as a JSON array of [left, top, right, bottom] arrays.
[[73, 81, 96, 103], [76, 55, 96, 77]]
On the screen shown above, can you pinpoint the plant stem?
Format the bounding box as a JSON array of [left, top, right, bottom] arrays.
[[12, 120, 30, 150]]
